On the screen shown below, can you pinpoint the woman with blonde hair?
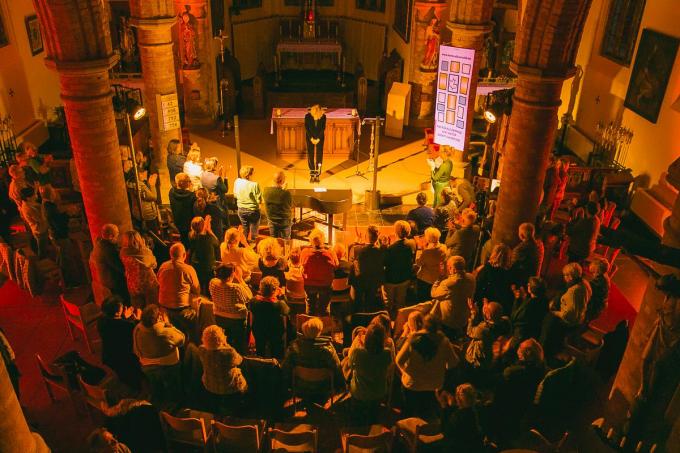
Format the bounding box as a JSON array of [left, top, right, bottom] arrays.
[[473, 243, 514, 313], [198, 324, 247, 412], [183, 143, 203, 191], [119, 230, 158, 308], [415, 226, 447, 301], [233, 165, 262, 242], [220, 227, 258, 280], [257, 237, 287, 286]]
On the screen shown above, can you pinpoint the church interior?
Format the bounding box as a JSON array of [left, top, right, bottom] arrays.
[[0, 0, 678, 452]]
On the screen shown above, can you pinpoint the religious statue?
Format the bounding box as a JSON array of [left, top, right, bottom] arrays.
[[180, 7, 199, 68], [119, 16, 138, 71], [420, 17, 441, 71]]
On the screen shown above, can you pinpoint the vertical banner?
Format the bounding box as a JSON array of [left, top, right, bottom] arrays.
[[433, 45, 476, 151]]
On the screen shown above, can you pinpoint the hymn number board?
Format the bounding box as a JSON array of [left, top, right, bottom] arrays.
[[156, 94, 180, 132]]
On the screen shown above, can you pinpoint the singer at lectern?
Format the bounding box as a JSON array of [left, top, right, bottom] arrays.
[[305, 104, 326, 183]]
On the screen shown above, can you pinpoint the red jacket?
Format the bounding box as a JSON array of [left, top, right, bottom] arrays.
[[301, 247, 337, 287]]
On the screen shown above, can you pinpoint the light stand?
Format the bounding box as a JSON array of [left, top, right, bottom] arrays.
[[363, 116, 383, 211], [124, 99, 147, 231]]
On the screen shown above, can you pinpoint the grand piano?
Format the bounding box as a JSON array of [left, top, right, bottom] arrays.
[[290, 188, 352, 242]]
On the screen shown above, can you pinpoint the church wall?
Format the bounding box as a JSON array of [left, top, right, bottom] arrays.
[[570, 0, 680, 187]]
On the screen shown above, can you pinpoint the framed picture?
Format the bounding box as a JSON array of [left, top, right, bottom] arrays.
[[285, 0, 333, 5], [393, 0, 412, 42], [0, 11, 9, 48], [624, 29, 679, 123], [356, 0, 386, 13], [601, 0, 646, 66], [25, 15, 43, 56], [233, 0, 262, 9]]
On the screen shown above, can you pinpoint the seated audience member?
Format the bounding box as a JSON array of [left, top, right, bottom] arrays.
[[183, 144, 203, 191], [189, 216, 219, 294], [406, 192, 435, 234], [351, 225, 386, 312], [384, 220, 416, 314], [201, 156, 228, 202], [263, 170, 293, 239], [566, 201, 601, 263], [396, 311, 425, 351], [198, 325, 247, 412], [209, 264, 251, 354], [257, 237, 288, 287], [157, 243, 199, 337], [415, 227, 447, 302], [438, 383, 484, 452], [8, 164, 32, 210], [510, 222, 545, 286], [169, 173, 197, 249], [166, 139, 185, 187], [87, 427, 132, 453], [233, 165, 262, 242], [97, 296, 142, 389], [510, 277, 549, 343], [101, 399, 165, 453], [285, 246, 305, 284], [452, 177, 476, 209], [465, 301, 510, 369], [301, 229, 338, 315], [396, 315, 459, 418], [92, 224, 130, 302], [119, 230, 158, 309], [220, 227, 258, 280], [20, 187, 49, 258], [250, 276, 290, 359], [586, 258, 610, 322], [474, 243, 514, 313], [433, 187, 458, 234], [431, 256, 476, 339], [282, 317, 342, 401], [132, 304, 185, 404], [332, 243, 352, 280], [193, 188, 228, 243], [541, 262, 591, 357], [446, 208, 480, 270], [348, 322, 393, 421], [40, 185, 80, 287]]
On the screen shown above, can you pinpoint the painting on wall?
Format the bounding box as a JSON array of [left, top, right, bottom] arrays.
[[233, 0, 262, 9], [624, 29, 679, 124], [393, 0, 412, 43], [600, 0, 646, 66], [285, 0, 334, 6], [25, 15, 43, 56], [356, 0, 386, 13], [0, 11, 9, 48]]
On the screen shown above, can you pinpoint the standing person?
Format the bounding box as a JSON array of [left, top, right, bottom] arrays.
[[431, 256, 476, 340], [301, 229, 338, 315], [351, 225, 386, 312], [427, 145, 453, 208], [263, 170, 293, 239], [98, 296, 142, 389], [566, 201, 601, 263], [586, 258, 610, 323], [510, 222, 545, 287], [415, 227, 447, 302], [157, 243, 200, 337], [169, 173, 196, 250], [130, 169, 159, 232], [17, 142, 53, 187], [8, 164, 32, 210], [40, 185, 81, 287], [91, 224, 130, 302], [233, 166, 262, 242], [250, 276, 290, 359], [201, 157, 228, 204], [209, 263, 252, 354], [510, 277, 549, 343], [305, 104, 326, 182], [220, 227, 258, 280], [183, 144, 203, 191], [194, 188, 228, 243], [19, 187, 49, 258], [383, 220, 416, 314], [119, 230, 158, 309], [474, 243, 514, 313], [257, 237, 288, 287], [542, 157, 568, 220], [189, 216, 220, 295], [446, 208, 480, 271], [166, 139, 185, 187], [407, 192, 435, 235]]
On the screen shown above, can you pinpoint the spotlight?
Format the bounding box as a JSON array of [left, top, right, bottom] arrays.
[[126, 99, 146, 121], [484, 106, 499, 123]]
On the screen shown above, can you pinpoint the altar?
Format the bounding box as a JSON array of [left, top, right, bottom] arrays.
[[270, 108, 360, 159]]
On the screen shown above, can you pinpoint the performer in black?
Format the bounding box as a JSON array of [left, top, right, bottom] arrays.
[[305, 104, 326, 183]]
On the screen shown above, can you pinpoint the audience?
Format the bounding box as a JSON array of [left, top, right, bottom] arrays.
[[446, 208, 480, 270], [415, 227, 447, 302], [383, 220, 415, 314], [510, 222, 544, 286], [92, 224, 130, 302], [586, 257, 610, 322], [257, 237, 287, 287], [431, 256, 476, 340], [250, 276, 289, 359], [352, 225, 385, 312], [542, 157, 569, 221], [97, 296, 142, 389], [566, 201, 601, 263], [183, 144, 203, 191], [233, 165, 262, 242], [40, 185, 80, 286], [193, 188, 227, 243], [301, 229, 338, 315], [406, 192, 435, 234], [119, 230, 158, 309], [19, 187, 49, 258], [439, 383, 484, 451], [263, 170, 293, 239], [166, 139, 185, 186], [8, 164, 31, 210], [474, 243, 514, 313], [87, 427, 132, 453], [220, 227, 258, 280], [209, 263, 251, 354], [169, 173, 197, 248], [465, 301, 510, 369], [200, 157, 228, 202], [510, 277, 549, 343], [157, 243, 199, 337], [188, 215, 219, 294]]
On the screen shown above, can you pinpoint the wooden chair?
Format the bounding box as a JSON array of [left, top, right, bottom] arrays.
[[393, 301, 433, 339], [35, 354, 75, 409], [77, 374, 107, 420], [295, 314, 335, 337], [60, 293, 101, 353], [341, 425, 394, 453], [212, 418, 265, 453], [292, 366, 336, 413], [396, 418, 444, 453], [330, 277, 352, 312], [286, 279, 308, 314], [269, 423, 318, 453], [159, 411, 209, 450]]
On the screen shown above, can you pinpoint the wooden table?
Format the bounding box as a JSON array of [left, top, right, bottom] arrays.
[[271, 108, 360, 159]]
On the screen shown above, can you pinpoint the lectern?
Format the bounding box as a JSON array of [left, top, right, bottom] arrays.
[[385, 82, 411, 138]]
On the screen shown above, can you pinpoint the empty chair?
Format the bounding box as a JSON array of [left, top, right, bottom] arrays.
[[78, 374, 107, 420], [60, 293, 101, 353], [341, 425, 394, 453], [396, 418, 444, 453], [295, 314, 335, 337], [269, 424, 318, 453], [212, 418, 265, 453], [286, 278, 308, 314], [35, 354, 75, 408], [159, 411, 208, 450]]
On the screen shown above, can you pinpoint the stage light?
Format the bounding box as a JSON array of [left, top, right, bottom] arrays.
[[484, 106, 499, 123], [125, 99, 146, 121]]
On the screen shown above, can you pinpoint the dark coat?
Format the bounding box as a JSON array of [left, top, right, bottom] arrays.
[[304, 113, 326, 144], [91, 238, 129, 300], [169, 188, 196, 233]]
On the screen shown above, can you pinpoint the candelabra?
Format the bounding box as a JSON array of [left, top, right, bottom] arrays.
[[593, 121, 633, 167]]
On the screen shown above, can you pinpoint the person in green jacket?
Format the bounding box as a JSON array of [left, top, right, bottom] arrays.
[[427, 144, 453, 208]]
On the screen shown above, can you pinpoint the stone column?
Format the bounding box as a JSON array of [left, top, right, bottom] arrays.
[[130, 1, 182, 203], [34, 0, 132, 240], [0, 358, 49, 453], [174, 0, 215, 126]]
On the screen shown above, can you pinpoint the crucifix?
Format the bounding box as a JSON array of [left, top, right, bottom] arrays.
[[213, 29, 229, 64]]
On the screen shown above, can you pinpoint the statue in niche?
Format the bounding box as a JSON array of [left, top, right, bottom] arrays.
[[119, 16, 138, 71], [420, 13, 441, 71], [480, 34, 496, 75], [180, 6, 199, 68]]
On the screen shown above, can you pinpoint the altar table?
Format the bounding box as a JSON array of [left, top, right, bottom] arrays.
[[270, 108, 360, 159]]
